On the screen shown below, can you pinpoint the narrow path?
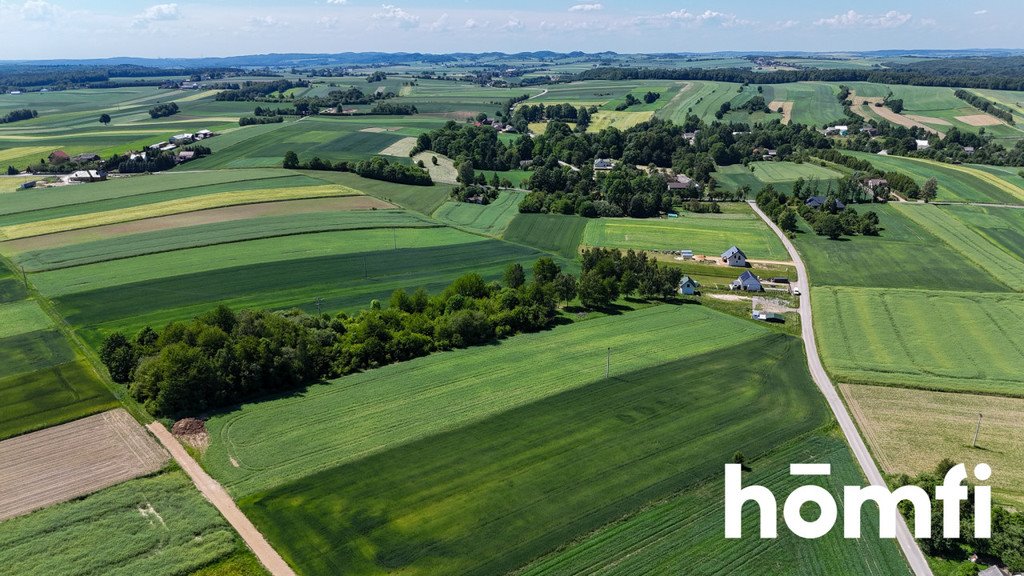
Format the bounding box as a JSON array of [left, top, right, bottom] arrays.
[[147, 423, 297, 576], [748, 201, 932, 576]]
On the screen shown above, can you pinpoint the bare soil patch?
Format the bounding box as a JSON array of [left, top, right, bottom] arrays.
[[709, 293, 750, 302], [956, 113, 1005, 127], [4, 196, 395, 253], [412, 151, 458, 184], [849, 91, 944, 137], [0, 409, 168, 521], [768, 100, 793, 124], [379, 136, 417, 157], [359, 127, 401, 133], [172, 417, 209, 451]]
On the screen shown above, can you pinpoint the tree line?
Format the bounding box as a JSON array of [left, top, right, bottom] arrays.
[[0, 109, 37, 124], [954, 90, 1015, 124], [282, 152, 433, 186], [98, 251, 679, 416], [148, 102, 179, 119]]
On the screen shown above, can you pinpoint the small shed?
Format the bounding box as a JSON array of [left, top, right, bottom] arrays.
[[731, 271, 762, 292], [678, 276, 700, 296], [721, 246, 747, 267]]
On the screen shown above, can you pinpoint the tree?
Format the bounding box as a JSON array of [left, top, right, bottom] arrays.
[[779, 209, 798, 233], [553, 273, 577, 306], [99, 113, 111, 126], [283, 151, 299, 169], [533, 258, 561, 284], [100, 332, 137, 383], [577, 270, 613, 309], [457, 159, 475, 185], [503, 263, 526, 289], [6, 166, 18, 175], [921, 177, 938, 203], [733, 451, 746, 465], [814, 213, 845, 240]]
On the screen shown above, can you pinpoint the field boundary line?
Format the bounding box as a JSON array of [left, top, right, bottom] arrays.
[[147, 422, 297, 576], [748, 200, 932, 576]]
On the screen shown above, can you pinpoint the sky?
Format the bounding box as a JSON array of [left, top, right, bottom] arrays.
[[1, 0, 1021, 60]]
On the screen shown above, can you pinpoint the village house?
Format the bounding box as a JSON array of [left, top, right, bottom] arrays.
[[915, 139, 931, 150], [176, 150, 196, 163], [860, 126, 879, 137], [825, 125, 849, 136], [678, 276, 700, 296], [963, 146, 976, 155], [170, 133, 194, 144], [593, 158, 615, 171], [721, 246, 747, 267], [196, 129, 213, 139], [71, 152, 100, 163], [683, 131, 699, 144], [48, 150, 70, 164], [865, 178, 889, 190], [805, 196, 846, 211], [731, 270, 762, 292]]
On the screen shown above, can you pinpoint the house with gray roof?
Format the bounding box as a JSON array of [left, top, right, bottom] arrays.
[[678, 276, 700, 296], [721, 246, 747, 267], [731, 271, 762, 292]]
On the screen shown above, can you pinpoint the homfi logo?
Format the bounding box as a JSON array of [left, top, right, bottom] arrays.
[[724, 463, 992, 539]]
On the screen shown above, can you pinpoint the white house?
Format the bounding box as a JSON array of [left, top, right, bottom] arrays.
[[915, 139, 931, 150], [721, 246, 747, 267], [678, 276, 700, 296], [731, 271, 762, 292]]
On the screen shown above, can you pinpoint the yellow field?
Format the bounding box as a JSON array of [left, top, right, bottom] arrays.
[[0, 146, 54, 164], [842, 383, 1024, 507], [586, 110, 654, 132], [0, 184, 361, 240]]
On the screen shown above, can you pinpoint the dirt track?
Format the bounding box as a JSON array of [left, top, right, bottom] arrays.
[[848, 91, 944, 137], [148, 422, 297, 576], [0, 409, 168, 521]]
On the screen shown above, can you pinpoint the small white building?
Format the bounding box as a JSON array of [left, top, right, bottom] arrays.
[[678, 276, 700, 296], [68, 170, 107, 183], [915, 139, 931, 150]]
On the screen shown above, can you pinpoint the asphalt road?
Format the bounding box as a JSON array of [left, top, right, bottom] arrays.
[[748, 201, 933, 576]]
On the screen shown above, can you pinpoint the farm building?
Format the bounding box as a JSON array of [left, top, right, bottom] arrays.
[[48, 150, 70, 164], [825, 125, 849, 136], [731, 271, 762, 292], [860, 126, 879, 136], [679, 249, 694, 259], [678, 276, 700, 296], [805, 196, 846, 211], [71, 152, 100, 163], [593, 158, 615, 171], [170, 133, 194, 144], [19, 180, 35, 189], [68, 170, 107, 182], [865, 178, 888, 190], [751, 311, 784, 322], [963, 146, 976, 155], [977, 567, 1005, 576], [196, 129, 213, 139], [668, 173, 698, 192], [721, 246, 747, 267], [915, 139, 931, 150], [177, 151, 196, 163]]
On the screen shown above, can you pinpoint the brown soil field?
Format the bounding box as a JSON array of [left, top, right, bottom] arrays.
[[2, 196, 395, 253], [768, 100, 793, 124], [956, 113, 1006, 126], [841, 384, 1024, 508], [359, 127, 401, 133], [0, 409, 168, 521]]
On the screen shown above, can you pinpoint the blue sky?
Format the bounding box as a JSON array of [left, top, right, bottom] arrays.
[[1, 1, 1021, 60]]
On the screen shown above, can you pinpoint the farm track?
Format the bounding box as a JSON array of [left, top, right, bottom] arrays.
[[0, 409, 167, 521], [147, 422, 297, 576], [749, 200, 932, 576]]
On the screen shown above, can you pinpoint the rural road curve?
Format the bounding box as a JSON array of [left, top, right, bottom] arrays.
[[748, 201, 933, 576], [147, 423, 297, 576]]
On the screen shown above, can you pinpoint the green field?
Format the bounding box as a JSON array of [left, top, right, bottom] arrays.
[[227, 310, 833, 575], [503, 213, 589, 259], [814, 286, 1024, 395], [203, 305, 769, 497], [0, 470, 247, 576], [432, 191, 524, 236], [10, 210, 440, 272], [892, 204, 1024, 290], [795, 204, 1008, 291], [655, 81, 782, 126], [0, 299, 52, 337], [520, 432, 909, 576], [761, 82, 848, 126], [843, 151, 1024, 205], [714, 162, 844, 196], [583, 207, 788, 260], [297, 170, 454, 215]]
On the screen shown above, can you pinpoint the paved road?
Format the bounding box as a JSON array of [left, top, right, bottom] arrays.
[[147, 423, 297, 576], [748, 201, 932, 576]]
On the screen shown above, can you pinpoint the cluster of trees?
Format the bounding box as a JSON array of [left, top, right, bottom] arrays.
[[451, 183, 501, 204], [577, 247, 682, 308], [117, 145, 210, 174], [215, 79, 308, 101], [614, 92, 658, 111], [368, 102, 418, 115], [757, 185, 879, 239], [365, 71, 387, 82], [814, 150, 922, 200], [0, 109, 37, 124], [716, 96, 771, 120], [100, 258, 584, 415], [148, 102, 179, 119], [512, 102, 593, 131], [521, 160, 675, 218], [893, 459, 1024, 572], [239, 115, 284, 126], [282, 151, 433, 186], [411, 122, 513, 171], [954, 90, 1015, 124]]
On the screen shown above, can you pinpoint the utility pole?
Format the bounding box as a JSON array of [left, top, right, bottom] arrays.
[[605, 347, 610, 379], [21, 265, 27, 288], [363, 255, 368, 279], [393, 227, 397, 250], [972, 413, 983, 448], [314, 297, 323, 316]]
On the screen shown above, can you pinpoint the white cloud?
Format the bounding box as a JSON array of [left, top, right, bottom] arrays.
[[372, 4, 419, 28], [427, 12, 449, 31], [640, 9, 752, 28], [501, 18, 524, 32], [568, 3, 603, 12], [138, 3, 180, 21], [463, 18, 485, 29], [815, 10, 912, 28], [20, 0, 57, 20], [247, 15, 283, 28], [775, 19, 800, 29], [326, 0, 347, 4], [973, 9, 988, 15]]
